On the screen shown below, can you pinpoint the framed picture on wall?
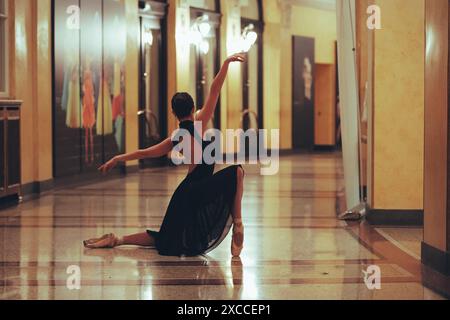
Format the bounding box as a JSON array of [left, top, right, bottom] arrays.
[[292, 36, 315, 150]]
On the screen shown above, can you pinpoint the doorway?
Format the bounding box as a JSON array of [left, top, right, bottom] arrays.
[[138, 0, 168, 168], [189, 6, 221, 129], [240, 0, 264, 159]]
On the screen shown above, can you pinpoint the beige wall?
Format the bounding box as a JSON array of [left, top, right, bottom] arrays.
[[8, 0, 53, 185], [371, 0, 425, 210], [290, 6, 337, 64], [262, 0, 281, 147], [125, 0, 139, 167], [276, 4, 337, 149]]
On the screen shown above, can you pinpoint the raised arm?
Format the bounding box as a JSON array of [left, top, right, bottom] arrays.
[[99, 138, 173, 173], [196, 54, 245, 127]]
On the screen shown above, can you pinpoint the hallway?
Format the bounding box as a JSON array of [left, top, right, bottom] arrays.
[[0, 154, 444, 300]]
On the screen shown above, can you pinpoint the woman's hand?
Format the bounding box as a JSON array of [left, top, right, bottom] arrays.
[[98, 157, 118, 174], [225, 53, 246, 64]]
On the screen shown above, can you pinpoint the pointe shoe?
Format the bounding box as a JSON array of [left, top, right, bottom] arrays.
[[83, 233, 120, 249], [83, 234, 110, 246], [231, 220, 244, 257]]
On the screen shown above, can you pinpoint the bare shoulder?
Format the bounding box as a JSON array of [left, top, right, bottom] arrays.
[[194, 110, 201, 121], [194, 111, 210, 131], [194, 110, 206, 124]]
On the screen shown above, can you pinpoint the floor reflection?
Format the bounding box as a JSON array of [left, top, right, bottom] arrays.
[[81, 247, 244, 300], [0, 153, 447, 299]]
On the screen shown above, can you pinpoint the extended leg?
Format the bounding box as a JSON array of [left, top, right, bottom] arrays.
[[231, 166, 245, 257], [232, 166, 244, 221], [120, 232, 155, 247], [84, 232, 155, 248]]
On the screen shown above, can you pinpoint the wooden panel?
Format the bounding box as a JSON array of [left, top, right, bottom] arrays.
[[0, 109, 4, 192], [314, 63, 336, 146], [448, 0, 450, 252], [0, 102, 21, 198], [424, 0, 449, 251], [6, 118, 20, 186]]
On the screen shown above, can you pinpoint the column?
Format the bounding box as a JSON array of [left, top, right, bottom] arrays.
[[422, 0, 450, 276], [365, 0, 425, 225]]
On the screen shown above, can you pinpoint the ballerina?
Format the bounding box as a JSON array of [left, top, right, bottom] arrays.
[[84, 53, 246, 257]]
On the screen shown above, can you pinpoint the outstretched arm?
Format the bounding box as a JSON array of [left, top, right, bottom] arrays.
[[196, 53, 245, 127], [99, 138, 173, 173]]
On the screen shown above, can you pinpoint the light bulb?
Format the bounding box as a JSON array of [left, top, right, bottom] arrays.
[[198, 22, 211, 37], [190, 29, 203, 45], [247, 31, 258, 46], [143, 29, 153, 46], [200, 40, 210, 55], [241, 40, 252, 53]]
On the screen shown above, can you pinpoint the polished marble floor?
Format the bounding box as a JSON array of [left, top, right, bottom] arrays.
[[0, 153, 446, 300]]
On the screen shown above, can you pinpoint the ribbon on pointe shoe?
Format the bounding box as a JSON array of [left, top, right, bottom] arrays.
[[231, 220, 244, 257]]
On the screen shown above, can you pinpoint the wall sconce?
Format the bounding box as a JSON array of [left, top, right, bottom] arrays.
[[191, 15, 211, 55], [139, 1, 152, 12], [240, 24, 258, 53]]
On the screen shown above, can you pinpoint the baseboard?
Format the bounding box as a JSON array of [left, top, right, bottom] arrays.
[[278, 149, 307, 156], [22, 179, 54, 196], [365, 208, 424, 226], [0, 194, 20, 209], [124, 164, 140, 174], [202, 148, 338, 160], [422, 264, 450, 299], [422, 242, 450, 276], [19, 164, 140, 200], [313, 145, 337, 152]]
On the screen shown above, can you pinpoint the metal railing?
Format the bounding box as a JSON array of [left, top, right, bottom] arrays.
[[240, 109, 259, 130], [138, 109, 160, 141]]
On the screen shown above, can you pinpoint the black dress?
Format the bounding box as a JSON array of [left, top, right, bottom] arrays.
[[147, 120, 241, 257]]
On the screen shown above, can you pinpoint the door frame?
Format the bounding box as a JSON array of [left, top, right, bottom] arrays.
[[138, 0, 168, 168], [190, 6, 222, 129], [241, 0, 264, 131], [241, 18, 264, 131], [292, 35, 316, 150]]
